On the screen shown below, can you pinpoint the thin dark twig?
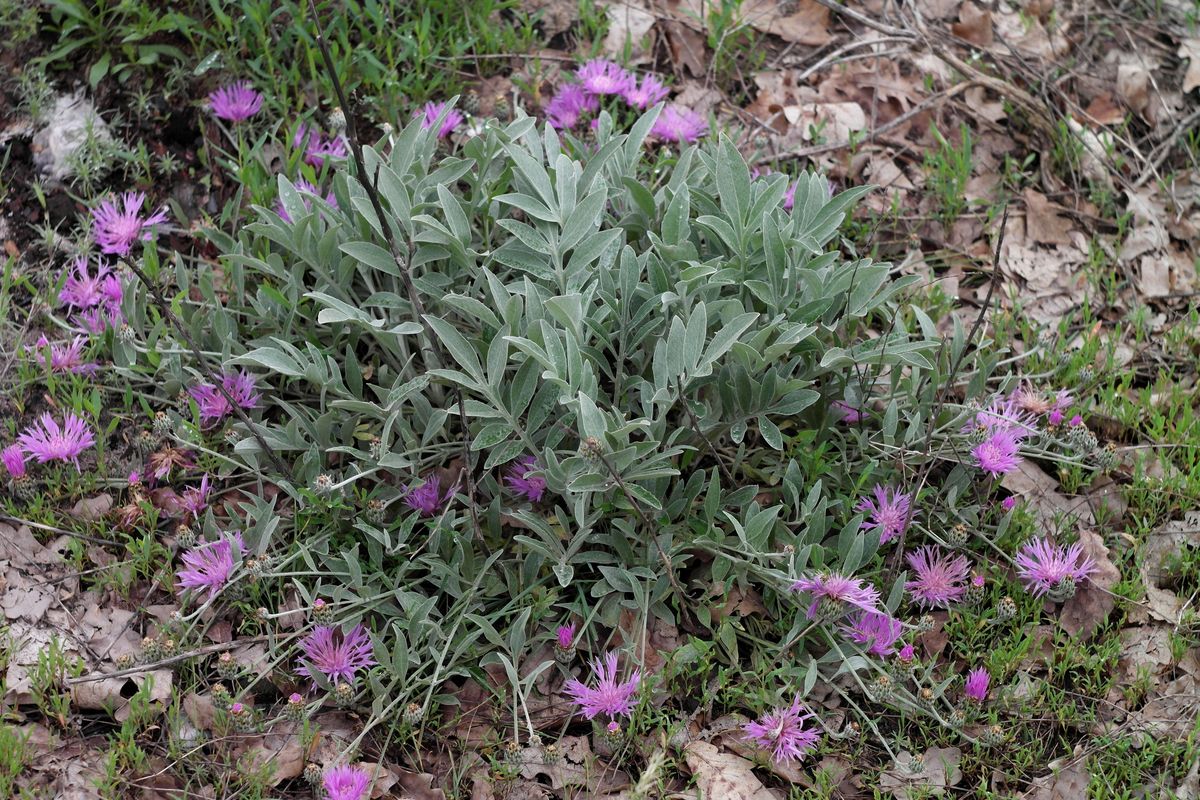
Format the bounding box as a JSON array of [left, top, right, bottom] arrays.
[[124, 260, 291, 480], [675, 378, 736, 487], [455, 389, 482, 540], [66, 636, 271, 684]]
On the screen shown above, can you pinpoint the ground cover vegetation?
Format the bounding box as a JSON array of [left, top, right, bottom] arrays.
[[0, 0, 1198, 798]]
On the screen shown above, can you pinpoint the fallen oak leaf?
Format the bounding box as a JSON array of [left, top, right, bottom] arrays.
[[683, 741, 779, 800], [1058, 529, 1119, 639]]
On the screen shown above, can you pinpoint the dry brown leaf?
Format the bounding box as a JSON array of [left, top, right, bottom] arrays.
[[1127, 674, 1200, 739], [661, 20, 707, 77], [1117, 63, 1151, 114], [740, 0, 831, 46], [71, 669, 172, 721], [684, 741, 779, 800], [603, 2, 657, 61], [396, 770, 448, 800], [1181, 39, 1200, 93], [879, 747, 962, 797], [1058, 530, 1119, 638], [918, 0, 960, 19], [519, 0, 577, 36], [1138, 255, 1172, 297], [1023, 761, 1090, 799], [1023, 189, 1074, 246], [1139, 513, 1198, 623], [951, 3, 992, 46], [70, 494, 113, 521], [1000, 460, 1094, 532], [236, 729, 307, 785], [1081, 93, 1126, 125]]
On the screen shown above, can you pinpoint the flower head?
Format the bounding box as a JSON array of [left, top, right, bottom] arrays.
[[563, 651, 640, 719], [505, 455, 546, 502], [17, 413, 96, 471], [59, 257, 110, 309], [649, 105, 708, 144], [742, 697, 821, 765], [790, 572, 881, 619], [1069, 414, 1083, 427], [556, 623, 577, 649], [972, 428, 1025, 477], [898, 642, 915, 663], [963, 394, 1034, 437], [322, 765, 372, 800], [544, 84, 599, 130], [622, 73, 669, 109], [840, 611, 904, 656], [297, 623, 376, 686], [419, 101, 464, 138], [575, 59, 634, 96], [1001, 495, 1017, 511], [403, 474, 453, 517], [905, 546, 971, 607], [28, 335, 97, 375], [1014, 537, 1097, 597], [276, 179, 338, 223], [856, 484, 913, 545], [831, 399, 864, 423], [92, 192, 169, 256], [176, 532, 244, 598], [189, 369, 261, 426], [964, 667, 990, 702], [207, 82, 263, 122], [180, 474, 212, 520], [293, 124, 349, 167], [2, 444, 26, 479]]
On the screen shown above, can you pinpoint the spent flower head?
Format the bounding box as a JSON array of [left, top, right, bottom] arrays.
[[207, 81, 263, 122], [905, 546, 971, 607], [742, 697, 821, 766], [563, 651, 640, 720], [856, 484, 913, 544], [296, 624, 376, 686], [17, 412, 96, 471], [1014, 537, 1097, 597], [92, 191, 169, 256]]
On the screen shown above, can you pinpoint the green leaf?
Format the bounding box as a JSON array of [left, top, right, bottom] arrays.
[[425, 315, 484, 380], [471, 423, 512, 451]]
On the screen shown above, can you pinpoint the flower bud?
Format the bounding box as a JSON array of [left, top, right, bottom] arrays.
[[333, 681, 355, 708], [216, 651, 239, 680], [286, 692, 307, 722], [996, 596, 1017, 621]]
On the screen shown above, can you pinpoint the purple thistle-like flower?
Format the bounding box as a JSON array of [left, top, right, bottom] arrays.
[[207, 81, 263, 122], [649, 105, 708, 144], [905, 546, 971, 607], [176, 532, 243, 598], [17, 412, 96, 471], [419, 101, 465, 138], [293, 124, 349, 168], [403, 474, 453, 517], [505, 455, 546, 502], [1047, 408, 1064, 426], [783, 181, 798, 211], [898, 642, 915, 663], [964, 667, 990, 702], [556, 623, 576, 649], [276, 179, 338, 223], [544, 84, 599, 130], [322, 765, 372, 800], [840, 611, 904, 656], [963, 394, 1034, 437], [189, 369, 261, 426], [2, 444, 26, 479], [297, 624, 376, 685], [1069, 414, 1084, 427], [1001, 495, 1017, 511], [1014, 537, 1097, 597], [575, 59, 634, 96], [180, 474, 212, 520], [742, 696, 821, 766], [58, 257, 110, 309], [790, 572, 881, 619], [563, 651, 641, 720], [831, 399, 864, 423], [92, 192, 169, 257], [622, 73, 670, 109], [28, 335, 97, 375], [856, 484, 913, 545], [972, 428, 1025, 477]]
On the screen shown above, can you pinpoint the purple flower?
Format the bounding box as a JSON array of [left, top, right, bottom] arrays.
[[1069, 414, 1083, 427], [575, 59, 634, 96], [1047, 408, 1064, 426], [742, 697, 821, 765], [649, 105, 708, 144], [297, 623, 376, 686], [59, 257, 110, 309], [180, 474, 212, 520], [622, 73, 669, 109], [856, 484, 912, 545], [505, 455, 546, 502], [783, 181, 798, 211], [1001, 496, 1017, 511], [294, 124, 349, 167], [403, 474, 453, 517], [276, 179, 338, 223], [2, 444, 26, 479], [556, 623, 576, 649], [1014, 537, 1097, 597], [790, 572, 881, 619], [322, 765, 372, 800], [964, 667, 990, 702], [207, 81, 263, 122], [544, 84, 599, 130], [92, 192, 169, 257], [962, 394, 1033, 437], [189, 369, 261, 426], [831, 400, 863, 423], [17, 413, 95, 471], [840, 611, 904, 656], [418, 101, 464, 138], [176, 532, 243, 598], [972, 428, 1025, 477], [905, 546, 971, 607], [28, 335, 97, 375], [563, 651, 641, 720], [897, 642, 915, 663]]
